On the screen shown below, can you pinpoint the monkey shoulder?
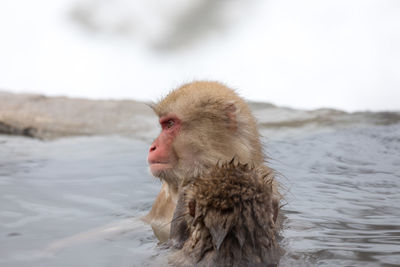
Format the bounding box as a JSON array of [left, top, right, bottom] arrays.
[[191, 161, 275, 213], [169, 161, 281, 267]]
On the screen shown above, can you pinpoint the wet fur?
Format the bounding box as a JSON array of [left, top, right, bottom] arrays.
[[169, 160, 281, 267]]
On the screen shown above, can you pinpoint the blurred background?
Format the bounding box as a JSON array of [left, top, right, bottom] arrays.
[[0, 0, 399, 111]]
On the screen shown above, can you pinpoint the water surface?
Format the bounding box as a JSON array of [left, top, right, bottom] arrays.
[[1, 122, 399, 266]]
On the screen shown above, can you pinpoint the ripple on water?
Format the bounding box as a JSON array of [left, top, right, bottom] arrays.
[[271, 123, 400, 266]]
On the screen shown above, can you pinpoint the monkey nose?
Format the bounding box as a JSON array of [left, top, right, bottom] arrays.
[[149, 144, 157, 152]]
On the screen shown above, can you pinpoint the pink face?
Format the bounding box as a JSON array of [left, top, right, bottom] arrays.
[[148, 115, 181, 177]]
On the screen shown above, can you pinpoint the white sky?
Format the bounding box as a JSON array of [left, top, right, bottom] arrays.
[[0, 0, 399, 111]]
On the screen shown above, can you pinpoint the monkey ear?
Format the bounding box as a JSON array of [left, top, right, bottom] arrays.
[[225, 102, 238, 132]]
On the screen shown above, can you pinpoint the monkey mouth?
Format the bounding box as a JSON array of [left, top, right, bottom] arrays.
[[149, 161, 171, 170], [148, 161, 169, 165], [149, 162, 172, 177]]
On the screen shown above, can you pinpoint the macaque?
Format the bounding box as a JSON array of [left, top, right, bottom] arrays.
[[168, 160, 280, 266], [143, 81, 281, 245]]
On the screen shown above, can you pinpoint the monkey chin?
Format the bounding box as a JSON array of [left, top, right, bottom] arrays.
[[149, 163, 172, 177], [149, 164, 180, 189]]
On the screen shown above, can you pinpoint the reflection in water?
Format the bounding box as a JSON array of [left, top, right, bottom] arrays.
[[0, 122, 400, 266]]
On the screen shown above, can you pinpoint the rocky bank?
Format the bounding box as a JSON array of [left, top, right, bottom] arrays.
[[0, 91, 158, 140], [1, 91, 399, 141]]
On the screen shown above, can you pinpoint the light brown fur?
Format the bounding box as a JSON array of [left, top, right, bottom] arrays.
[[144, 81, 281, 245], [154, 81, 264, 167]]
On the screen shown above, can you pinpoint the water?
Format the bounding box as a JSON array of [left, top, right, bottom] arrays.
[[1, 121, 400, 266], [269, 123, 400, 266], [0, 137, 167, 266]]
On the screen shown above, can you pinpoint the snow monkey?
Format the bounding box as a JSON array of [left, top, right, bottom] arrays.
[[144, 81, 281, 265]]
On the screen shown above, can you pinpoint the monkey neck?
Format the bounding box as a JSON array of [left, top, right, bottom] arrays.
[[165, 181, 179, 203]]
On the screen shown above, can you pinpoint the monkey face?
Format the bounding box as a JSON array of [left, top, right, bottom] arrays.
[[148, 115, 181, 179]]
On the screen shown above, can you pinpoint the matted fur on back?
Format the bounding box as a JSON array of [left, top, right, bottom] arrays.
[[169, 160, 281, 267]]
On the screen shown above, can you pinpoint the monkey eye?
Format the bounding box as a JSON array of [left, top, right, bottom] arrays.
[[160, 116, 179, 130], [165, 119, 175, 129]]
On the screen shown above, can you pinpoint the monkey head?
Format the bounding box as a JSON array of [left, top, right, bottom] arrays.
[[147, 81, 265, 188]]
